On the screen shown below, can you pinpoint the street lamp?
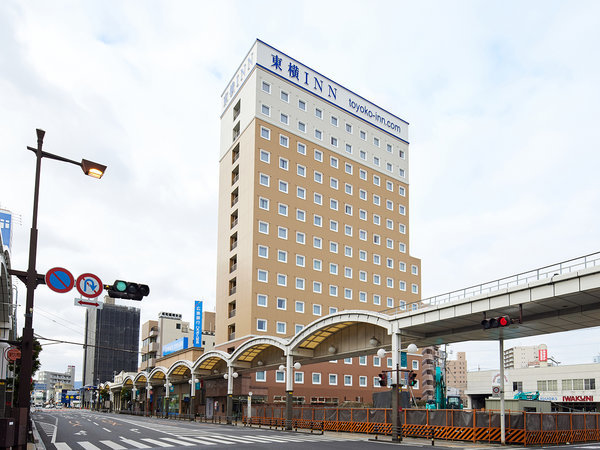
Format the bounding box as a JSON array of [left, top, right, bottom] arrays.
[[13, 129, 106, 448]]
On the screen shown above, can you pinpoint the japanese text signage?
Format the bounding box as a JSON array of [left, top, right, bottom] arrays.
[[221, 40, 409, 142], [194, 300, 203, 348], [539, 348, 548, 362]]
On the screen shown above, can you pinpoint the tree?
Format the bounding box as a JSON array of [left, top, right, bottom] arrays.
[[7, 337, 42, 404]]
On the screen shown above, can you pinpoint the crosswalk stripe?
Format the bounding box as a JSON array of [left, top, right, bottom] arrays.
[[203, 434, 256, 443], [243, 434, 291, 442], [119, 437, 151, 448], [54, 444, 72, 450], [100, 440, 127, 450], [175, 436, 217, 446], [77, 442, 102, 450], [186, 436, 235, 445], [160, 437, 196, 447], [140, 438, 173, 447]]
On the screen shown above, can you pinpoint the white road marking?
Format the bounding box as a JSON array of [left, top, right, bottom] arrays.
[[160, 437, 197, 446], [140, 438, 173, 447], [176, 436, 217, 446], [119, 437, 151, 448], [54, 444, 72, 450], [77, 442, 102, 450], [102, 427, 112, 433], [100, 440, 127, 449]]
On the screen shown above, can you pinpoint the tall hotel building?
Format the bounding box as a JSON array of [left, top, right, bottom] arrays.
[[216, 40, 421, 352]]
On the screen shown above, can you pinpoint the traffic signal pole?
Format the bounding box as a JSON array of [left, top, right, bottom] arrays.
[[391, 332, 402, 442], [500, 337, 506, 445]]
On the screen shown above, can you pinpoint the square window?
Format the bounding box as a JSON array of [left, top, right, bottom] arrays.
[[330, 199, 338, 210], [258, 269, 269, 283], [344, 375, 352, 386], [256, 371, 266, 382], [329, 285, 338, 296], [345, 184, 353, 195], [313, 281, 322, 293], [373, 294, 381, 305], [297, 187, 306, 199], [297, 164, 306, 177], [359, 376, 367, 387], [279, 180, 288, 193], [259, 149, 270, 163], [314, 214, 322, 227], [298, 99, 306, 111], [373, 274, 381, 285], [259, 173, 269, 186], [296, 232, 305, 244], [359, 271, 367, 282], [360, 130, 366, 140], [373, 195, 380, 206], [329, 374, 338, 385], [314, 193, 322, 205], [297, 142, 307, 155], [386, 162, 393, 172], [412, 265, 419, 275], [257, 294, 267, 307], [345, 143, 353, 154], [314, 171, 323, 183], [277, 250, 287, 263], [313, 258, 322, 271], [261, 104, 270, 116], [373, 356, 381, 366], [258, 197, 269, 211], [279, 134, 289, 148], [330, 178, 338, 189], [330, 220, 338, 232], [412, 284, 419, 294], [276, 322, 286, 334], [330, 156, 339, 168], [258, 245, 268, 258], [386, 278, 393, 288], [345, 163, 353, 174], [331, 116, 338, 126], [345, 204, 353, 215], [280, 90, 289, 102], [344, 225, 352, 236], [344, 288, 352, 299], [298, 121, 306, 133], [314, 150, 323, 162], [296, 254, 305, 267], [359, 355, 367, 365], [295, 372, 304, 383], [399, 205, 406, 215], [312, 373, 321, 384], [373, 175, 380, 186], [345, 123, 352, 133], [329, 263, 338, 275], [280, 113, 289, 125], [359, 150, 367, 160], [296, 277, 305, 290], [315, 129, 322, 140], [258, 221, 269, 234], [344, 358, 352, 364], [399, 186, 406, 196], [295, 324, 304, 334], [313, 237, 322, 249], [279, 157, 289, 170], [329, 306, 337, 314], [359, 291, 367, 303], [313, 304, 322, 316], [373, 156, 380, 166], [277, 226, 287, 239], [295, 301, 305, 313], [331, 136, 338, 147], [386, 238, 394, 249], [275, 371, 285, 383], [359, 209, 367, 221], [330, 241, 338, 253], [315, 108, 323, 119], [387, 143, 393, 153], [359, 169, 367, 180], [277, 297, 287, 310], [359, 250, 367, 261], [261, 81, 271, 93], [296, 209, 305, 222], [277, 274, 287, 286], [344, 246, 352, 257], [374, 137, 380, 147], [257, 319, 267, 331]]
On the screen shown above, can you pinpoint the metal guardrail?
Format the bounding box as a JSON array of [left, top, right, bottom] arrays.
[[382, 252, 600, 316]]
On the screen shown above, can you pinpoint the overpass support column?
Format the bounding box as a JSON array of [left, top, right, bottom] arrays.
[[226, 365, 234, 424], [285, 353, 294, 430], [500, 338, 506, 445], [164, 378, 170, 419], [391, 332, 402, 442], [146, 383, 151, 417]]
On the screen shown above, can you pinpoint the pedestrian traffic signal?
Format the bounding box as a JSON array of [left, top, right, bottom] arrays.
[[378, 373, 387, 387], [481, 315, 512, 329], [105, 280, 150, 300], [409, 370, 417, 386]]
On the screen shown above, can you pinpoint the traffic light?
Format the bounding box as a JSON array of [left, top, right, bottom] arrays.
[[105, 280, 150, 300], [481, 315, 512, 329], [409, 370, 417, 386], [378, 373, 387, 387]]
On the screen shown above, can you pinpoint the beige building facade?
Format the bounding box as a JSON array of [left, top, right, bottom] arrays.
[[216, 40, 421, 349]]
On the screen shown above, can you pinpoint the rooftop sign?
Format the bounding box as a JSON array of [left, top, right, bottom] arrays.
[[222, 40, 408, 142]]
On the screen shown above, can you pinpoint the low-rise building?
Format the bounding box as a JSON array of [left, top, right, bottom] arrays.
[[466, 363, 599, 411]]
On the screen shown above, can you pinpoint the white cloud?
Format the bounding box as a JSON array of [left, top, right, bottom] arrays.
[[2, 0, 600, 379]]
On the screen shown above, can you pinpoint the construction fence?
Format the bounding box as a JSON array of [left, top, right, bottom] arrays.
[[242, 406, 600, 445]]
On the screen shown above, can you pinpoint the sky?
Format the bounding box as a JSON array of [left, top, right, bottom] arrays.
[[1, 0, 600, 380]]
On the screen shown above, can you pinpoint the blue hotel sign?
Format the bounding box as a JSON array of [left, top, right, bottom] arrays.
[[221, 40, 409, 142], [162, 337, 188, 356], [0, 210, 12, 249], [193, 300, 203, 348]]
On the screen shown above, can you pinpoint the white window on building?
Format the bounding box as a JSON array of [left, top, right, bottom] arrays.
[[261, 81, 271, 93], [257, 319, 267, 332], [312, 373, 321, 384], [297, 142, 307, 155], [329, 374, 338, 385], [344, 375, 353, 386], [276, 321, 286, 334], [257, 294, 267, 307], [260, 126, 271, 140], [298, 99, 306, 111], [261, 104, 270, 116], [280, 90, 289, 102], [295, 301, 305, 313], [313, 304, 322, 316], [277, 297, 287, 310], [257, 269, 268, 283], [275, 371, 285, 383], [256, 371, 266, 382]]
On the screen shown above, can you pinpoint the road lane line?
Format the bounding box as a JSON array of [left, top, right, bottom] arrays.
[[102, 428, 112, 433], [119, 437, 151, 448], [160, 437, 196, 446], [140, 438, 173, 447], [78, 442, 102, 449], [100, 440, 127, 449]]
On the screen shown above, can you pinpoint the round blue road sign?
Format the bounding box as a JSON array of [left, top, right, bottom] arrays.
[[45, 267, 75, 294]]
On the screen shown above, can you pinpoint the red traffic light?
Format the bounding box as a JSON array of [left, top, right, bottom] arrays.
[[482, 315, 512, 329], [378, 373, 387, 387]]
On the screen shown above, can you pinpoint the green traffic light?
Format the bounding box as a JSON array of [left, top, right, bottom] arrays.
[[115, 280, 127, 292]]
